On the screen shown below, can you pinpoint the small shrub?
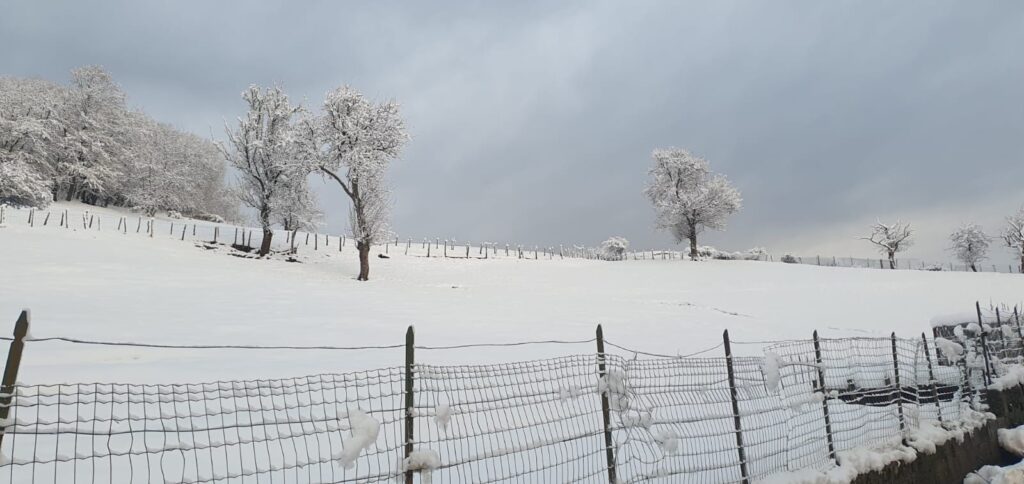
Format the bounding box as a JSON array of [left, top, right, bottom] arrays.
[[781, 254, 798, 264], [167, 210, 183, 219]]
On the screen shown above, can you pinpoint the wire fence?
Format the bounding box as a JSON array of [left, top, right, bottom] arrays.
[[9, 204, 1021, 271], [0, 303, 1016, 483]]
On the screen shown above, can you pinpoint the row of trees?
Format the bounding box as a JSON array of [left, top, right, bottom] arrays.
[[639, 146, 1024, 273], [863, 213, 1024, 273], [0, 66, 236, 219], [220, 85, 407, 280]]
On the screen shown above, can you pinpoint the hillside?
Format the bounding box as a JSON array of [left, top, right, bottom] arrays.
[[1, 201, 1021, 384]]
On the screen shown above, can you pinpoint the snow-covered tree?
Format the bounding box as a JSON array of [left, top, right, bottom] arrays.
[[1003, 207, 1024, 274], [949, 223, 990, 272], [600, 236, 629, 261], [299, 86, 407, 280], [219, 85, 308, 256], [862, 219, 913, 269], [644, 148, 742, 260], [0, 76, 64, 207], [54, 66, 130, 204], [276, 177, 322, 232]]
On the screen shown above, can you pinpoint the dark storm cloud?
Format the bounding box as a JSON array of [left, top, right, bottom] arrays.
[[3, 1, 1022, 258]]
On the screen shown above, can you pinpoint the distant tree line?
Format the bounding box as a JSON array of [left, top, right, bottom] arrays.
[[0, 66, 237, 220]]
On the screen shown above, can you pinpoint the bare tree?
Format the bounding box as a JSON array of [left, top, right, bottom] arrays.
[[862, 219, 913, 269], [219, 85, 305, 256], [644, 148, 741, 260], [949, 223, 990, 272], [1003, 207, 1024, 274], [299, 86, 407, 280]]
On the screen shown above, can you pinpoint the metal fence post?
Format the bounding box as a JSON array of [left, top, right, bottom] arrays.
[[812, 331, 836, 462], [723, 330, 750, 484], [0, 310, 30, 448], [890, 333, 906, 439], [920, 333, 943, 423], [977, 302, 994, 386], [595, 325, 617, 484], [404, 326, 415, 484]]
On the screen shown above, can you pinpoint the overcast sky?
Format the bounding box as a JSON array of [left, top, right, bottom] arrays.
[[3, 1, 1022, 262]]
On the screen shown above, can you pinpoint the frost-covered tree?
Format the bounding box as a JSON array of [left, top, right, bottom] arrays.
[[949, 223, 990, 272], [644, 148, 742, 260], [1003, 207, 1024, 274], [1, 67, 238, 218], [219, 85, 308, 256], [0, 77, 63, 207], [862, 219, 913, 269], [600, 236, 629, 261], [276, 177, 322, 232], [299, 86, 407, 280], [54, 66, 130, 204]]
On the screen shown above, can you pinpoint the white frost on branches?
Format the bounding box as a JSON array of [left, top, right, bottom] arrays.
[[644, 148, 741, 260], [861, 219, 913, 269], [219, 85, 313, 256], [0, 67, 237, 219], [600, 236, 629, 261], [298, 85, 408, 280], [949, 223, 991, 272], [1003, 207, 1024, 274]]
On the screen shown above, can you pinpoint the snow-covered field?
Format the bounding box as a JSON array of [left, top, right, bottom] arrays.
[[2, 201, 1023, 384]]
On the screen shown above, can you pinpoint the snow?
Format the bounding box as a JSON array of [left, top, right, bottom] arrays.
[[755, 442, 916, 484], [402, 449, 441, 484], [990, 366, 1024, 391], [1000, 425, 1024, 457], [964, 462, 1024, 484], [434, 403, 452, 432], [4, 201, 1024, 386], [336, 408, 380, 469], [762, 351, 783, 394], [935, 337, 965, 362]]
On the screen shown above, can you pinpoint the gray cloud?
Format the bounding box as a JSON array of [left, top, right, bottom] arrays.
[[3, 0, 1022, 260]]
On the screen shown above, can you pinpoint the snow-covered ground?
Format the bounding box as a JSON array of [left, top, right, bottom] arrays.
[[2, 201, 1023, 384]]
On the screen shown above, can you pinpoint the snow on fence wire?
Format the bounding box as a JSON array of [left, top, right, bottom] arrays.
[[0, 307, 1010, 483]]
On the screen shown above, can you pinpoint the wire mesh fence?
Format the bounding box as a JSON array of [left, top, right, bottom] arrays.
[[0, 307, 1015, 483]]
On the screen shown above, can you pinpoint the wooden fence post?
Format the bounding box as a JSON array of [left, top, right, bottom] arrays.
[[0, 310, 30, 448], [921, 333, 943, 423], [890, 333, 906, 439], [723, 330, 750, 483], [596, 325, 617, 484], [812, 331, 836, 462], [1015, 307, 1024, 344], [977, 302, 994, 385], [404, 326, 416, 484]]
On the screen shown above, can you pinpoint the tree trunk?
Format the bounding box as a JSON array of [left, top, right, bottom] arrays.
[[1019, 253, 1023, 275], [64, 181, 77, 201], [688, 234, 698, 261], [357, 241, 371, 281], [888, 251, 896, 269], [970, 264, 978, 272], [259, 229, 273, 257]]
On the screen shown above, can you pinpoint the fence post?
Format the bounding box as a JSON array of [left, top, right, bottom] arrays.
[[0, 310, 30, 448], [812, 331, 836, 462], [920, 333, 943, 423], [977, 302, 994, 386], [890, 333, 907, 440], [404, 326, 415, 484], [1015, 307, 1024, 346], [723, 330, 750, 483], [595, 325, 617, 484]]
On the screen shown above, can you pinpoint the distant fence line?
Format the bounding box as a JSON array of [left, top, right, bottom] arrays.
[[0, 302, 1016, 483], [4, 204, 1020, 272]]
